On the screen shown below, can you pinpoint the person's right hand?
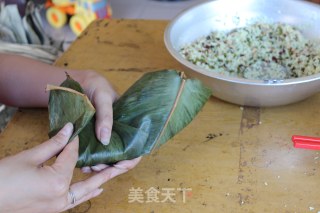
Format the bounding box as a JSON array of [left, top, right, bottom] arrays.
[[0, 123, 141, 213]]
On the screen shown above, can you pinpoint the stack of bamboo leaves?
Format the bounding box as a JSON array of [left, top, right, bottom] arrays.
[[0, 2, 62, 64]]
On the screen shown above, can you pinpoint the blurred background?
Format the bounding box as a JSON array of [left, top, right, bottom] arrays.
[[1, 0, 207, 46], [43, 0, 209, 47]]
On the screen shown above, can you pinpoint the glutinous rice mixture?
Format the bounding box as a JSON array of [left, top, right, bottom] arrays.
[[179, 23, 320, 80]]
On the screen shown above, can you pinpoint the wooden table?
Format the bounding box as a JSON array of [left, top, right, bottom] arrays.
[[1, 19, 320, 213]]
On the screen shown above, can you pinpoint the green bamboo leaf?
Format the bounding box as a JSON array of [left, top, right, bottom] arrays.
[[47, 74, 95, 142], [48, 70, 211, 167]]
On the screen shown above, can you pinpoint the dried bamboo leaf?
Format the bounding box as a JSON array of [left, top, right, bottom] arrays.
[[48, 70, 212, 167], [23, 15, 41, 45], [0, 4, 28, 44], [0, 41, 60, 64], [0, 24, 16, 43]]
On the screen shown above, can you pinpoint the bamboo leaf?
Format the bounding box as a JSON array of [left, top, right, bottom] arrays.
[[48, 70, 211, 167], [47, 75, 95, 142]]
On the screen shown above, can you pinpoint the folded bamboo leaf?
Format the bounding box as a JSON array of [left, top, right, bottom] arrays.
[[0, 4, 28, 44], [48, 70, 212, 167], [47, 75, 95, 142]]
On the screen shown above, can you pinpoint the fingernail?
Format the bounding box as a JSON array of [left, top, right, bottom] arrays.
[[100, 128, 111, 145], [93, 188, 104, 197], [61, 123, 73, 137], [113, 163, 127, 170], [92, 164, 109, 171], [91, 165, 103, 171], [81, 167, 92, 174]]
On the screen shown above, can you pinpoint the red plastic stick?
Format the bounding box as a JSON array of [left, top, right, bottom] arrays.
[[292, 135, 320, 150]]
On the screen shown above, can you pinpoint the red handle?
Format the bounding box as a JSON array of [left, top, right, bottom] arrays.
[[292, 135, 320, 150]]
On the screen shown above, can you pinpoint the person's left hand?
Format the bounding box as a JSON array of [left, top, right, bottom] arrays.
[[76, 71, 123, 173], [80, 71, 118, 146]]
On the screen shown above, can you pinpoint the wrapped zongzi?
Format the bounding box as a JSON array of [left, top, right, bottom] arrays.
[[48, 70, 211, 167]]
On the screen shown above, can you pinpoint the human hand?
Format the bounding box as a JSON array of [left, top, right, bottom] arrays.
[[0, 123, 141, 213], [77, 71, 123, 173], [79, 71, 118, 146]]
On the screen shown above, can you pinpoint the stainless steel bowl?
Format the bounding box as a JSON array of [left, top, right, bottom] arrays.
[[164, 0, 320, 107]]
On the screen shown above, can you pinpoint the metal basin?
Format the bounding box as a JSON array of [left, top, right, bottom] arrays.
[[164, 0, 320, 107]]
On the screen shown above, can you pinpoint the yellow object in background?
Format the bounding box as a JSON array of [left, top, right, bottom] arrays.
[[45, 0, 111, 36], [46, 6, 68, 28], [69, 13, 90, 35]]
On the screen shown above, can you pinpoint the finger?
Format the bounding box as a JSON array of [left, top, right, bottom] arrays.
[[63, 188, 103, 211], [91, 164, 110, 172], [81, 167, 92, 174], [113, 157, 142, 170], [93, 90, 117, 145], [73, 188, 103, 205], [82, 164, 113, 174], [28, 123, 74, 164], [67, 165, 130, 201], [52, 136, 79, 178]]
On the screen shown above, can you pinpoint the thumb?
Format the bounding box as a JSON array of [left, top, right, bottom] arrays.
[[28, 123, 74, 165]]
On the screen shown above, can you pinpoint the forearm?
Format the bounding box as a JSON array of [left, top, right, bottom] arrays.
[[0, 53, 92, 107]]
